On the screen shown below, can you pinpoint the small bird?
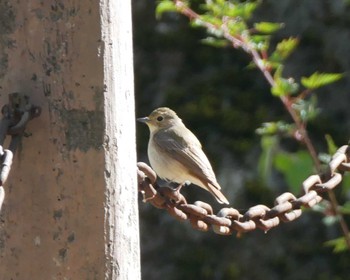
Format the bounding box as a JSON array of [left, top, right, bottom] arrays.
[[137, 107, 229, 204]]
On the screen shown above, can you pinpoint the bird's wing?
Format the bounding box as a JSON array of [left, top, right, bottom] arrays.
[[153, 127, 221, 190]]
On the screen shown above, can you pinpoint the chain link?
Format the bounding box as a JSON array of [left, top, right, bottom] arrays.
[[0, 93, 41, 212], [137, 144, 350, 235]]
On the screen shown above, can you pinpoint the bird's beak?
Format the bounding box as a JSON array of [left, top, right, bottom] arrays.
[[137, 117, 150, 123]]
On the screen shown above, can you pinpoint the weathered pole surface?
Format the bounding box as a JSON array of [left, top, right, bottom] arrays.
[[0, 1, 140, 279]]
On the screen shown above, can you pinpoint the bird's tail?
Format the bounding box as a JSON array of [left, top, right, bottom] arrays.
[[207, 183, 230, 205]]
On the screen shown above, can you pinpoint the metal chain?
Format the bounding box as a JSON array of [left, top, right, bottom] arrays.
[[0, 93, 41, 212], [137, 144, 350, 235]]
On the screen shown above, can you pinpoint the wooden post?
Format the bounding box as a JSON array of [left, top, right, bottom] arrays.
[[0, 1, 140, 279]]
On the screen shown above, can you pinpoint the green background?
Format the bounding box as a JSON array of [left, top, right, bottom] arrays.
[[134, 1, 350, 279]]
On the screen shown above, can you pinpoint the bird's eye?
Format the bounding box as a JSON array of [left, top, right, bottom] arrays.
[[157, 116, 164, 122]]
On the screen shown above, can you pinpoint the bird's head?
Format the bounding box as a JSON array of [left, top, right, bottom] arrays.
[[137, 107, 182, 133]]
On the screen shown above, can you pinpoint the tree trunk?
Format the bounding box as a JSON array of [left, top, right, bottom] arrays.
[[0, 0, 140, 279]]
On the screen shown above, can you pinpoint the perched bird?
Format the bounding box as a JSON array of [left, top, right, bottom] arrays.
[[137, 107, 229, 204]]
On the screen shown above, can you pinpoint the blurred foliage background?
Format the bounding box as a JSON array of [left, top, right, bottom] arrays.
[[133, 0, 350, 279]]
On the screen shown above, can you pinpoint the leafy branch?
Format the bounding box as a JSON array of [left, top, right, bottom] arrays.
[[156, 0, 348, 249]]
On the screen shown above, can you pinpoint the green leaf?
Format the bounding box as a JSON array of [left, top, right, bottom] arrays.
[[231, 2, 260, 20], [339, 201, 350, 215], [250, 35, 270, 51], [276, 37, 299, 58], [254, 22, 284, 34], [291, 96, 320, 122], [341, 173, 350, 193], [271, 77, 299, 97], [201, 2, 223, 17], [214, 1, 259, 19], [270, 37, 299, 62], [224, 17, 247, 36], [301, 72, 343, 89], [324, 236, 350, 253], [255, 121, 294, 136], [258, 135, 278, 182], [273, 65, 283, 80], [325, 134, 338, 155], [156, 1, 177, 19], [274, 150, 314, 193], [271, 66, 299, 96], [201, 37, 229, 48]]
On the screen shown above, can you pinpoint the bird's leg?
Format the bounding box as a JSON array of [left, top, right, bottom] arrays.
[[141, 191, 156, 202], [174, 180, 191, 194], [140, 180, 160, 202]]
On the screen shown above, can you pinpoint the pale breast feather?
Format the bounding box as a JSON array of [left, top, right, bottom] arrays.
[[153, 128, 220, 190]]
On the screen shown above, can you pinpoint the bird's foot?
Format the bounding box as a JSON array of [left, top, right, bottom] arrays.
[[174, 180, 191, 193], [141, 190, 156, 203]]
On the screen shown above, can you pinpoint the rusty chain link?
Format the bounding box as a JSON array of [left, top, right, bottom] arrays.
[[137, 144, 350, 235], [0, 93, 41, 212]]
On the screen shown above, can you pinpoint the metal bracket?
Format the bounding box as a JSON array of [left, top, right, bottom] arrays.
[[1, 92, 41, 138], [0, 93, 41, 211]]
